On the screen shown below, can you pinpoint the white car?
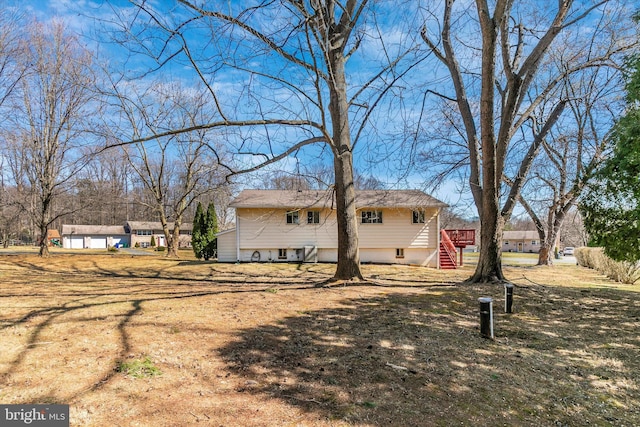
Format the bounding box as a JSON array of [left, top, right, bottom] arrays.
[[563, 247, 574, 256]]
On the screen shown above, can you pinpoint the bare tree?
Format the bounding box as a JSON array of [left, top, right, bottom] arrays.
[[0, 8, 26, 246], [420, 0, 636, 283], [105, 0, 424, 281], [108, 80, 222, 257], [514, 60, 624, 265], [3, 20, 97, 256]]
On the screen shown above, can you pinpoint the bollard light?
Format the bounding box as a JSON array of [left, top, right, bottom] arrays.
[[505, 283, 514, 313], [478, 297, 494, 339]]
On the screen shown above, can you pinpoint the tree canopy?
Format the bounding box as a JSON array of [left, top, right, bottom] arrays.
[[581, 53, 640, 262]]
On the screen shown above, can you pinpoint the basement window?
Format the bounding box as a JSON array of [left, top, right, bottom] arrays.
[[278, 249, 287, 259], [396, 248, 405, 258]]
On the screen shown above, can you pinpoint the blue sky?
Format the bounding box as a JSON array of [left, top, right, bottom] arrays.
[[8, 1, 632, 222], [10, 1, 470, 205]]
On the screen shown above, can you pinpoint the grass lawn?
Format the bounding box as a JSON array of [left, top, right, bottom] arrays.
[[0, 249, 638, 426]]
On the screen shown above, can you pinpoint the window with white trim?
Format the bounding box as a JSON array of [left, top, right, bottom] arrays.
[[286, 211, 299, 224], [361, 210, 383, 224], [412, 210, 425, 224], [136, 230, 152, 236], [278, 248, 287, 259], [396, 248, 405, 258], [307, 211, 320, 224]]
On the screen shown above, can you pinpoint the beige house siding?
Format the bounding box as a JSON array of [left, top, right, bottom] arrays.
[[236, 207, 339, 249], [225, 206, 440, 266], [502, 231, 541, 253], [217, 230, 237, 261], [357, 208, 438, 248]]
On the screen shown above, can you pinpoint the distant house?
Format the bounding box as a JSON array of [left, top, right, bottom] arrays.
[[502, 230, 541, 253], [217, 189, 449, 267], [61, 222, 193, 249], [62, 225, 128, 249], [125, 221, 193, 249]]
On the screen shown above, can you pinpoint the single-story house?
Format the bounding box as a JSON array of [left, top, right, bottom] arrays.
[[61, 221, 193, 249], [502, 230, 541, 253], [62, 225, 129, 249], [125, 221, 193, 249], [217, 189, 449, 267]]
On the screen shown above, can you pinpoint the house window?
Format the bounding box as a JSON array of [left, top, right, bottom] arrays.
[[412, 210, 425, 224], [286, 211, 299, 224], [504, 241, 509, 245], [532, 240, 538, 245], [140, 242, 150, 248], [361, 210, 383, 224], [278, 249, 287, 259], [136, 230, 152, 236], [396, 248, 405, 258], [307, 211, 320, 224]]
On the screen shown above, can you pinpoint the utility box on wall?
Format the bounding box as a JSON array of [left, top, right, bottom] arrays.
[[303, 246, 318, 263]]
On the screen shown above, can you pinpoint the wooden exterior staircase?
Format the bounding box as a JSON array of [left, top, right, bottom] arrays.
[[439, 229, 458, 269], [439, 229, 477, 269]]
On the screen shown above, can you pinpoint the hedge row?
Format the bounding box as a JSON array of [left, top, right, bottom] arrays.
[[575, 247, 640, 285]]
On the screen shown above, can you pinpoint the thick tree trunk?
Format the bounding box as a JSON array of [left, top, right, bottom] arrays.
[[538, 244, 553, 265], [38, 220, 49, 257], [333, 152, 362, 280], [167, 227, 180, 258], [329, 45, 363, 282], [468, 209, 505, 283]]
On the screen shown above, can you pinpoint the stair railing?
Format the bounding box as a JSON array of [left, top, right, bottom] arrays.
[[440, 229, 457, 267]]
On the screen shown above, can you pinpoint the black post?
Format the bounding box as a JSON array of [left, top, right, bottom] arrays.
[[505, 283, 514, 313], [478, 297, 494, 339]]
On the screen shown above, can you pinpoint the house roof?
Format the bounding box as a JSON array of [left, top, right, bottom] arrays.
[[62, 225, 126, 235], [126, 221, 193, 232], [503, 230, 539, 240], [47, 229, 61, 239], [229, 189, 448, 209]]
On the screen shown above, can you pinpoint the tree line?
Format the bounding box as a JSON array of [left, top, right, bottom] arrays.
[[0, 2, 637, 284]]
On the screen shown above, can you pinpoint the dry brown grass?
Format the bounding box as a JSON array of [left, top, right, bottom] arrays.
[[0, 249, 639, 426]]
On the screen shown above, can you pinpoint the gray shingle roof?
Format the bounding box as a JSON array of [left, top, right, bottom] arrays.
[[229, 189, 447, 209], [61, 225, 126, 235]]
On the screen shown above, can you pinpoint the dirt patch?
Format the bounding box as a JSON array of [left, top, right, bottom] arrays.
[[0, 252, 638, 426]]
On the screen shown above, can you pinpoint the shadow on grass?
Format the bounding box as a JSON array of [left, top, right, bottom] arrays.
[[217, 284, 640, 426]]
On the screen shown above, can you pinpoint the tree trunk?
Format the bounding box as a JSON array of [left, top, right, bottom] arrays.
[[38, 197, 51, 257], [329, 47, 363, 282], [38, 220, 49, 257], [468, 210, 505, 283], [333, 151, 362, 280], [167, 226, 180, 258], [538, 244, 553, 265]]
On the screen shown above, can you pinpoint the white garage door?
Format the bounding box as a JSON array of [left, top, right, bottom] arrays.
[[70, 237, 84, 249], [90, 237, 107, 249]]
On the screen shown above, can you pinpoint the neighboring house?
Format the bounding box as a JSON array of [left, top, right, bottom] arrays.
[[502, 230, 541, 253], [61, 222, 193, 249], [62, 225, 129, 249], [125, 221, 193, 248], [217, 189, 448, 267]]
